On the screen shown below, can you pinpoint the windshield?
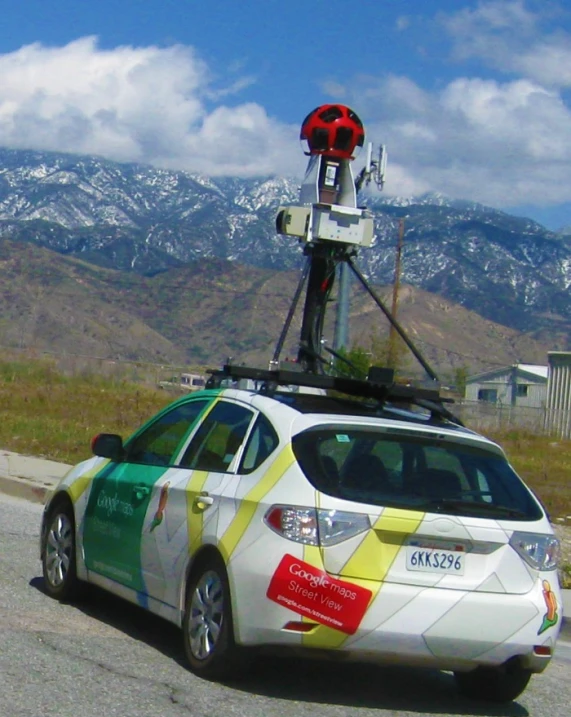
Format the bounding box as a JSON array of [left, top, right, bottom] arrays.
[[292, 426, 543, 521]]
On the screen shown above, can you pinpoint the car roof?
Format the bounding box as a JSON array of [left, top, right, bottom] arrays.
[[168, 385, 500, 454], [224, 386, 492, 437]]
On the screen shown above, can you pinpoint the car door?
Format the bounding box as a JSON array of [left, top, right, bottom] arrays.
[[176, 399, 258, 548], [82, 398, 210, 593]]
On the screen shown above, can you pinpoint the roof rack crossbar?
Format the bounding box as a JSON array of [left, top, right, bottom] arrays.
[[207, 363, 447, 405]]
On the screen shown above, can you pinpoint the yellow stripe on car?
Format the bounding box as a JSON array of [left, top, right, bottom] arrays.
[[302, 507, 425, 648], [219, 444, 296, 561], [186, 470, 212, 555], [68, 459, 111, 503]]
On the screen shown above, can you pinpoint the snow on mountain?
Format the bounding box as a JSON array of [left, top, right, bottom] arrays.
[[0, 147, 569, 339]]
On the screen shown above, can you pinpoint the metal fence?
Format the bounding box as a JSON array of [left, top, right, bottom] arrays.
[[454, 400, 571, 438]]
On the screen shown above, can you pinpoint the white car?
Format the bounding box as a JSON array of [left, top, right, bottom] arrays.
[[40, 367, 563, 703]]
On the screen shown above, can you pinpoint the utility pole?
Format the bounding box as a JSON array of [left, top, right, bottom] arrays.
[[388, 217, 405, 367], [334, 262, 350, 352]]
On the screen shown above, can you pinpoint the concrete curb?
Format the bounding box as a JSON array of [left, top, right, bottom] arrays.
[[0, 450, 70, 505], [0, 474, 55, 504]]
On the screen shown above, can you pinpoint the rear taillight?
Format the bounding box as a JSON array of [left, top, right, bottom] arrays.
[[509, 532, 560, 571], [264, 506, 370, 546], [318, 509, 371, 546]]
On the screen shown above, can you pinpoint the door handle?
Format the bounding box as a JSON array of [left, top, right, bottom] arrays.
[[133, 484, 150, 500], [194, 492, 214, 510]]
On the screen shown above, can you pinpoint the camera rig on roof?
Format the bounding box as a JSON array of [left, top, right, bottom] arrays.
[[209, 104, 458, 420]]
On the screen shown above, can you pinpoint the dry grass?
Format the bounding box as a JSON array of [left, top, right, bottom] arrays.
[[1, 355, 569, 522], [483, 429, 571, 521], [0, 356, 171, 464]]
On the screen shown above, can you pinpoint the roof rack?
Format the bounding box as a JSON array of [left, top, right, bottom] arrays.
[[206, 363, 462, 425]]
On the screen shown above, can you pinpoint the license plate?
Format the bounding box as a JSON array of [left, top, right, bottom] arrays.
[[406, 544, 465, 575]]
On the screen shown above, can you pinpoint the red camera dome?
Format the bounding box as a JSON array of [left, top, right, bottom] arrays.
[[300, 104, 365, 159]]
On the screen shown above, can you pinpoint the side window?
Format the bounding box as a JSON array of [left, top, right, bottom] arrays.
[[239, 415, 279, 474], [478, 388, 497, 403], [126, 400, 209, 466], [179, 401, 254, 472]]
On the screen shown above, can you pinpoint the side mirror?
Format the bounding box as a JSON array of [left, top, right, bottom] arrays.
[[91, 433, 125, 462]]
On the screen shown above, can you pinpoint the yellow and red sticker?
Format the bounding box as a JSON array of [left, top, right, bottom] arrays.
[[266, 554, 372, 635], [538, 579, 559, 634]]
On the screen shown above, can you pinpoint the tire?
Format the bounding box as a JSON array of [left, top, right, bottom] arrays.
[[182, 555, 249, 680], [454, 658, 532, 703], [41, 499, 84, 602]]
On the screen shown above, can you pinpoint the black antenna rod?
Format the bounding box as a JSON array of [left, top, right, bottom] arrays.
[[272, 256, 311, 365]]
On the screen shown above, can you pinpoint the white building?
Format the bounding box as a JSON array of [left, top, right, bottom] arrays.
[[465, 364, 548, 408]]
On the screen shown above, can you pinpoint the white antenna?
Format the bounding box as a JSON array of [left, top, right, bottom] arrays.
[[375, 144, 387, 190], [365, 143, 373, 175], [355, 141, 388, 193]]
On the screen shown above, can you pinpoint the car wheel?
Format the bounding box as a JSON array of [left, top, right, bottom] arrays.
[[41, 499, 83, 601], [182, 555, 249, 680], [454, 658, 532, 703]]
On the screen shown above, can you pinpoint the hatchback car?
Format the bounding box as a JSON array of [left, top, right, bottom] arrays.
[[40, 366, 563, 703]]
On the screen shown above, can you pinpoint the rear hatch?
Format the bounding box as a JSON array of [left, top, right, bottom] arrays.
[[292, 421, 545, 595]]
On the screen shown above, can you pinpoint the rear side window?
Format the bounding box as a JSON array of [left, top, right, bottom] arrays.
[[179, 401, 254, 472], [292, 427, 543, 521], [239, 415, 279, 474]]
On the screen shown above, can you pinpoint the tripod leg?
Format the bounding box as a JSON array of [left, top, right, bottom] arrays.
[[347, 257, 439, 382], [271, 256, 311, 366]]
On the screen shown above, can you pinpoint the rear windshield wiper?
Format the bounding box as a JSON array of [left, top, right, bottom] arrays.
[[424, 499, 529, 519]]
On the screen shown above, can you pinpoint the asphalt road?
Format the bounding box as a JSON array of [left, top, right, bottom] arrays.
[[1, 493, 570, 717]]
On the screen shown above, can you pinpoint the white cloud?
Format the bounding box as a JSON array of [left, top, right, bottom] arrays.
[[396, 16, 411, 31], [351, 71, 571, 207], [332, 3, 571, 209], [2, 10, 571, 213], [0, 36, 301, 177], [441, 1, 571, 88], [444, 0, 537, 35], [320, 80, 347, 98]]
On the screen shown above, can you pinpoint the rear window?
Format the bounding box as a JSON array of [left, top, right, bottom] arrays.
[[292, 427, 543, 521]]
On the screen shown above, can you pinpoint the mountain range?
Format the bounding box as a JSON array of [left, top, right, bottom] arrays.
[[0, 147, 569, 375]]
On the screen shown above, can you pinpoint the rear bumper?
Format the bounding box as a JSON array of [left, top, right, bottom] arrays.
[[230, 552, 562, 672]]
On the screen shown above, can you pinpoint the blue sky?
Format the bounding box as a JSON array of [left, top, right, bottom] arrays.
[[0, 0, 570, 229]]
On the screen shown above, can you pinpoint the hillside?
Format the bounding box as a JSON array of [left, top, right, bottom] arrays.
[[0, 239, 550, 377]]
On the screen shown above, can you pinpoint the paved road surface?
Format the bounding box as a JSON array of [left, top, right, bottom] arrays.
[[1, 492, 570, 717]]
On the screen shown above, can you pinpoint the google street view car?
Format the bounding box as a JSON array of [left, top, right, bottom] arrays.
[[40, 364, 562, 703], [39, 104, 563, 704]]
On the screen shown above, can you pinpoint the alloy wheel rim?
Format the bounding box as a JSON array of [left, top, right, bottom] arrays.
[[45, 513, 73, 587], [188, 570, 224, 660]]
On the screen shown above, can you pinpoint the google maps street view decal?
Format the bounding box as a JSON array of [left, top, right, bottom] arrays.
[[538, 579, 559, 634], [266, 554, 372, 634]]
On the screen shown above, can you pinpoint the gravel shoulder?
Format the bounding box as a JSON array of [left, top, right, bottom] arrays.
[[552, 523, 571, 587]]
